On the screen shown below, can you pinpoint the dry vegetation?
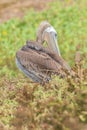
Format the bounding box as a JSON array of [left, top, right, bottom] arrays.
[[0, 0, 52, 23], [0, 51, 87, 130]]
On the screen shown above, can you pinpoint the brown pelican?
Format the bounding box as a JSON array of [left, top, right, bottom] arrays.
[[16, 21, 71, 83]]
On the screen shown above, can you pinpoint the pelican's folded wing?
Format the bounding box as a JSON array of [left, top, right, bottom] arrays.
[[16, 48, 64, 82], [23, 41, 71, 73], [16, 49, 62, 73]]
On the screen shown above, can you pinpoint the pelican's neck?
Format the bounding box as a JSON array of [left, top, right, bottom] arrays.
[[36, 21, 51, 44]]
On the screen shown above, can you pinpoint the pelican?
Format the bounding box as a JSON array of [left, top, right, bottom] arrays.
[[16, 21, 71, 83]]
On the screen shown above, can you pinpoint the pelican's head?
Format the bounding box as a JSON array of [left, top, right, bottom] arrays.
[[36, 21, 60, 56]]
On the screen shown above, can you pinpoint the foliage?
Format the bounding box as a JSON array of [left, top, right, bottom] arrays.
[[0, 0, 87, 130]]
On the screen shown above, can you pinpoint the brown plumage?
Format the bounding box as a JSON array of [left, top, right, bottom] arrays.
[[16, 21, 71, 83]]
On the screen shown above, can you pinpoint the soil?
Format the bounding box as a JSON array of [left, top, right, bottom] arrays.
[[0, 0, 53, 23]]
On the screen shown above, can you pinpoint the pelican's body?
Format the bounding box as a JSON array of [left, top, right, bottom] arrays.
[[16, 21, 71, 83]]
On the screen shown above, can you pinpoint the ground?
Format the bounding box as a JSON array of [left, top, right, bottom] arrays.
[[0, 0, 53, 23]]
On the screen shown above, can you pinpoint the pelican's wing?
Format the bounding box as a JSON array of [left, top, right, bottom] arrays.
[[16, 48, 62, 72], [47, 52, 71, 72], [16, 57, 50, 83], [16, 47, 63, 82], [26, 40, 44, 51], [26, 41, 71, 73]]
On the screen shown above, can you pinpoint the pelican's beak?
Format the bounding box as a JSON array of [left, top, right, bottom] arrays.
[[44, 26, 61, 56]]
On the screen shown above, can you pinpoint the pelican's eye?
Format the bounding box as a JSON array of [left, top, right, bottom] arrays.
[[55, 33, 57, 37]]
